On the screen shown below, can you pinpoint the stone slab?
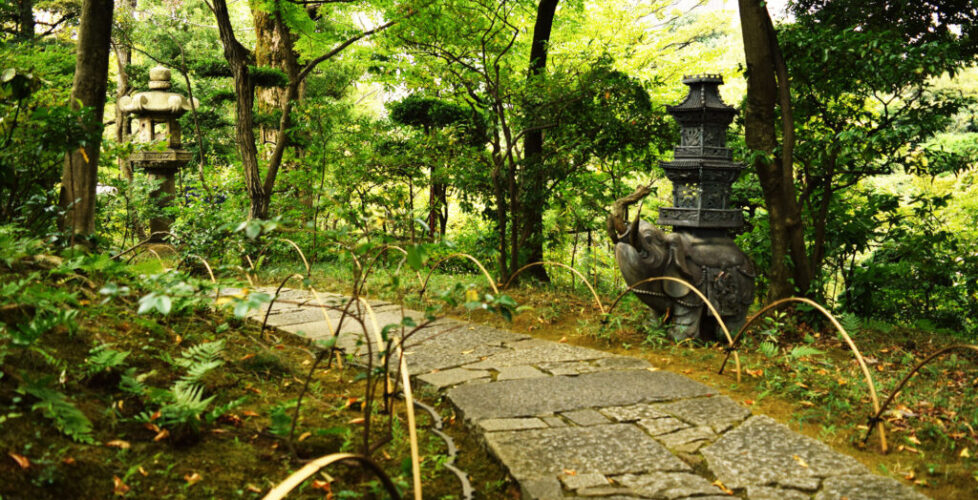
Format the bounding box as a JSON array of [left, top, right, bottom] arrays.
[[496, 365, 548, 380], [399, 324, 527, 373], [747, 485, 811, 500], [814, 475, 929, 500], [520, 478, 562, 500], [542, 416, 566, 427], [601, 403, 671, 422], [417, 368, 489, 389], [448, 370, 713, 421], [657, 395, 751, 432], [464, 343, 612, 370], [702, 415, 868, 489], [618, 472, 723, 499], [561, 472, 609, 490], [636, 417, 688, 436], [655, 425, 716, 450], [562, 409, 611, 426], [485, 424, 689, 480], [478, 417, 548, 432]]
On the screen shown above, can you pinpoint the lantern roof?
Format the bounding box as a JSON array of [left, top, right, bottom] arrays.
[[118, 66, 198, 117]]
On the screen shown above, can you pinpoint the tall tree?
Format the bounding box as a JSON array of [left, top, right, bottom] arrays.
[[517, 0, 559, 282], [58, 0, 114, 245], [207, 0, 402, 219], [737, 0, 811, 299]]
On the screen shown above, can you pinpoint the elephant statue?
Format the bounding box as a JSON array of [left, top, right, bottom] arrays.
[[607, 187, 755, 342]]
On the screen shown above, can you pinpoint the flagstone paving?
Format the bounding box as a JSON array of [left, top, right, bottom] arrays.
[[243, 288, 930, 500]]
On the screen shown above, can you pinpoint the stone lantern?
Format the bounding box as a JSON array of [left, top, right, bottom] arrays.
[[609, 74, 755, 341], [658, 74, 745, 236], [118, 66, 196, 242]]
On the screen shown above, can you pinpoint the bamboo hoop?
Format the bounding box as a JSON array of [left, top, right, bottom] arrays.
[[355, 298, 422, 500], [280, 238, 310, 277], [605, 275, 741, 382], [419, 253, 499, 295], [718, 297, 887, 453], [862, 344, 978, 445], [262, 453, 401, 500], [501, 261, 605, 314]]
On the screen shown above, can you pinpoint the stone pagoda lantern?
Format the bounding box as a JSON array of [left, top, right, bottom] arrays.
[[118, 66, 196, 242], [658, 74, 744, 237], [609, 74, 755, 341]]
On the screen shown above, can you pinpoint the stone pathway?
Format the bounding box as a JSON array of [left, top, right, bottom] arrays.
[[246, 288, 929, 500]]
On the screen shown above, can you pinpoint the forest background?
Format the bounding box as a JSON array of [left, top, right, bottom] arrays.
[[2, 0, 977, 333], [2, 0, 978, 497]]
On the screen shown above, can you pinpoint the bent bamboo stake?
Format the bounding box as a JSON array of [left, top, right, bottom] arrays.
[[606, 276, 741, 382], [356, 298, 422, 500], [501, 261, 605, 314], [419, 253, 499, 296], [719, 297, 887, 453], [262, 453, 401, 500], [358, 245, 424, 297], [280, 238, 310, 277], [862, 344, 978, 445]]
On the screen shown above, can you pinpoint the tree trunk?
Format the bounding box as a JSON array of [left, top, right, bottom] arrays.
[[738, 0, 810, 299], [58, 0, 114, 245], [212, 0, 268, 219], [17, 0, 34, 39], [516, 0, 559, 283], [253, 5, 300, 147]]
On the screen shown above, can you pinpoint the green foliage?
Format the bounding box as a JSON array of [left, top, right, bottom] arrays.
[[83, 344, 130, 377], [134, 340, 234, 436], [18, 376, 94, 444], [0, 62, 95, 234]]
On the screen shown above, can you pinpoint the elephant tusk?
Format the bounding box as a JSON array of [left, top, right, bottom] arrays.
[[627, 200, 643, 248]]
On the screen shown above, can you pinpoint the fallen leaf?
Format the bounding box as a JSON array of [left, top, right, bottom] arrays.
[[184, 472, 202, 486], [63, 457, 75, 465], [712, 479, 733, 495], [113, 476, 129, 496], [904, 470, 916, 481], [298, 432, 312, 442], [562, 469, 576, 476], [138, 466, 148, 477], [800, 401, 815, 407], [245, 387, 262, 395], [792, 454, 809, 468], [150, 410, 161, 421], [311, 479, 331, 491], [460, 349, 474, 355], [105, 440, 131, 449], [558, 337, 568, 343], [908, 435, 922, 445], [8, 452, 30, 469], [238, 353, 255, 361], [153, 429, 170, 442], [746, 368, 764, 378], [174, 334, 182, 345], [242, 410, 260, 418], [246, 484, 262, 493], [348, 417, 366, 424], [743, 399, 755, 405], [143, 423, 160, 433], [960, 448, 971, 458]]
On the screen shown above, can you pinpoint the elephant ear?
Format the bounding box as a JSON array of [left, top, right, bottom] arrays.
[[663, 234, 701, 298]]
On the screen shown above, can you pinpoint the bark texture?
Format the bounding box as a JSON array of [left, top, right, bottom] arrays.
[[59, 0, 114, 244], [517, 0, 559, 283], [737, 0, 811, 299]]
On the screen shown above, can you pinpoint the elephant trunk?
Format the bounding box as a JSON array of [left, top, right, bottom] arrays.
[[607, 184, 653, 245]]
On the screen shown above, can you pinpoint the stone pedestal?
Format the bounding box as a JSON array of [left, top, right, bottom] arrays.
[[118, 66, 197, 242]]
